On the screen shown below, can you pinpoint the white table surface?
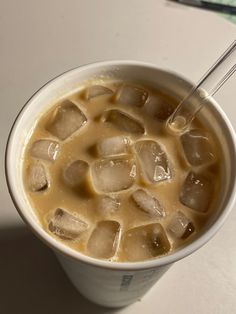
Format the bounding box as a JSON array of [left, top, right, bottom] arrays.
[[0, 1, 235, 313]]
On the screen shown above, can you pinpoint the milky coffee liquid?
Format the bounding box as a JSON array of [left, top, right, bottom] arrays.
[[23, 81, 221, 262]]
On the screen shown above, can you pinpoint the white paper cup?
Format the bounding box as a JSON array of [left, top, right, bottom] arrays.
[[5, 61, 236, 308]]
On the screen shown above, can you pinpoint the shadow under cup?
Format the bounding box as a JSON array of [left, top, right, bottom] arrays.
[[5, 61, 236, 308]]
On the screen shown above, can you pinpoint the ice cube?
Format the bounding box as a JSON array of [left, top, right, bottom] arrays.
[[145, 95, 175, 121], [131, 189, 165, 218], [167, 211, 195, 239], [134, 140, 171, 184], [28, 162, 48, 192], [91, 157, 136, 193], [179, 171, 212, 212], [87, 220, 120, 258], [116, 85, 148, 107], [63, 160, 89, 187], [30, 139, 60, 161], [180, 129, 215, 166], [85, 85, 113, 99], [98, 196, 120, 215], [48, 208, 88, 240], [104, 110, 145, 135], [122, 223, 170, 261], [47, 100, 87, 140], [97, 136, 130, 157]]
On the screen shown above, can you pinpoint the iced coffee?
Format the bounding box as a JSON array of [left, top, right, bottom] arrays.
[[23, 81, 221, 262]]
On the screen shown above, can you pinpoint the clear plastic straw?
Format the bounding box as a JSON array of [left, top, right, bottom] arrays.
[[167, 41, 236, 133]]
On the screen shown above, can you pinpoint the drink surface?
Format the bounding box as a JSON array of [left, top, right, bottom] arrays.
[[23, 81, 221, 262]]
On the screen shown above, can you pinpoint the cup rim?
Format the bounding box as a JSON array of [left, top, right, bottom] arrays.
[[5, 60, 236, 270]]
